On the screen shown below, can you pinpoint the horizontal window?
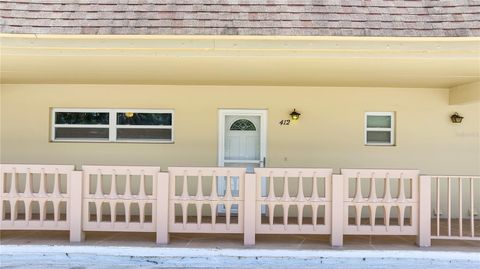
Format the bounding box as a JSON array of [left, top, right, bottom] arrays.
[[117, 112, 172, 126], [51, 109, 174, 143], [116, 128, 172, 141], [366, 131, 391, 143], [365, 112, 395, 146], [55, 127, 109, 140], [366, 115, 391, 128], [55, 112, 109, 125]]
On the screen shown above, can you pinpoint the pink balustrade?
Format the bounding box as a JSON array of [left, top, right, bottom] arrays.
[[1, 163, 479, 247], [0, 164, 75, 231], [341, 169, 419, 236], [81, 165, 161, 233], [254, 168, 332, 235], [168, 167, 245, 234]]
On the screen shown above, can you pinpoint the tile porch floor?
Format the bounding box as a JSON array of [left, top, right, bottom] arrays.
[[1, 230, 479, 252]]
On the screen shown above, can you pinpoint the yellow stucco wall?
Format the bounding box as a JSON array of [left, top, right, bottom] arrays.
[[450, 81, 480, 105], [1, 84, 479, 175]]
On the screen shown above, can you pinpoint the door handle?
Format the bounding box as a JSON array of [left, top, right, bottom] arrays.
[[260, 157, 266, 167]]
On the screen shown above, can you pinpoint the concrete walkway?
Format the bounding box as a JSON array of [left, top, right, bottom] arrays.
[[1, 244, 479, 269]]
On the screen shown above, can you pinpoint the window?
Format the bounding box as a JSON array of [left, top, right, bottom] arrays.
[[51, 109, 174, 143], [365, 112, 395, 146], [230, 119, 256, 131]]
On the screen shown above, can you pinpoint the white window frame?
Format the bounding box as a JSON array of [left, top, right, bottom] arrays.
[[364, 112, 395, 146], [51, 108, 174, 143]]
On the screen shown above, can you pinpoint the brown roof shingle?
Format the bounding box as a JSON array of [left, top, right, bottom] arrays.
[[1, 0, 479, 36]]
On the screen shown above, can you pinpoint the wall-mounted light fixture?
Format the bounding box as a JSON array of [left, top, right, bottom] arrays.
[[450, 112, 464, 123], [125, 112, 135, 118], [290, 109, 301, 120]]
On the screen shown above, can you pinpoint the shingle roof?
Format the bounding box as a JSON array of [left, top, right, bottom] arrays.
[[1, 0, 480, 37]]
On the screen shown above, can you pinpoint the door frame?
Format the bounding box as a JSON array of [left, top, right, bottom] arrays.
[[218, 109, 268, 167]]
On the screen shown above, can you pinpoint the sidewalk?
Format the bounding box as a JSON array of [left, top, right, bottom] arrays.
[[1, 244, 479, 269]]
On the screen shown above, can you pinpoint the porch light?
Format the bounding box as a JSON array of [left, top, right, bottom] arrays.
[[125, 112, 135, 118], [290, 109, 301, 120], [450, 112, 463, 123]]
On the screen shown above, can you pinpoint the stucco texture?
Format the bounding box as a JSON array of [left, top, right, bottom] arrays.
[[1, 84, 479, 175]]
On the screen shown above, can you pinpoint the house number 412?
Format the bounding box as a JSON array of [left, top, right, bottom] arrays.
[[279, 120, 291, 125]]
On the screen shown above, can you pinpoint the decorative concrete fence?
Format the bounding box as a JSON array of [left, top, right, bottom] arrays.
[[81, 166, 160, 233], [254, 168, 332, 235], [167, 167, 245, 235], [1, 164, 479, 247], [334, 169, 422, 246], [0, 165, 75, 233], [342, 169, 419, 234]]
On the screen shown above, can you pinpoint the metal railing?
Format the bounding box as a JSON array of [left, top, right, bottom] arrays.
[[430, 176, 480, 241]]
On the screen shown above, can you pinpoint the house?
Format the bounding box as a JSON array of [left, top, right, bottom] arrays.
[[0, 1, 479, 248]]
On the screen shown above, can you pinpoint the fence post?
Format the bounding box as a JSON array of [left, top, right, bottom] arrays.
[[69, 170, 84, 242], [417, 175, 431, 247], [330, 174, 344, 247], [156, 171, 170, 244], [243, 172, 256, 246]]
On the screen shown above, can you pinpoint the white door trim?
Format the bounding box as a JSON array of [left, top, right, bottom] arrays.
[[218, 109, 267, 167]]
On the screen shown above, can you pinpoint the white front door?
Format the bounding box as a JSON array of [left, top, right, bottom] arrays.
[[218, 110, 267, 213], [224, 115, 261, 170], [218, 109, 267, 170]]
